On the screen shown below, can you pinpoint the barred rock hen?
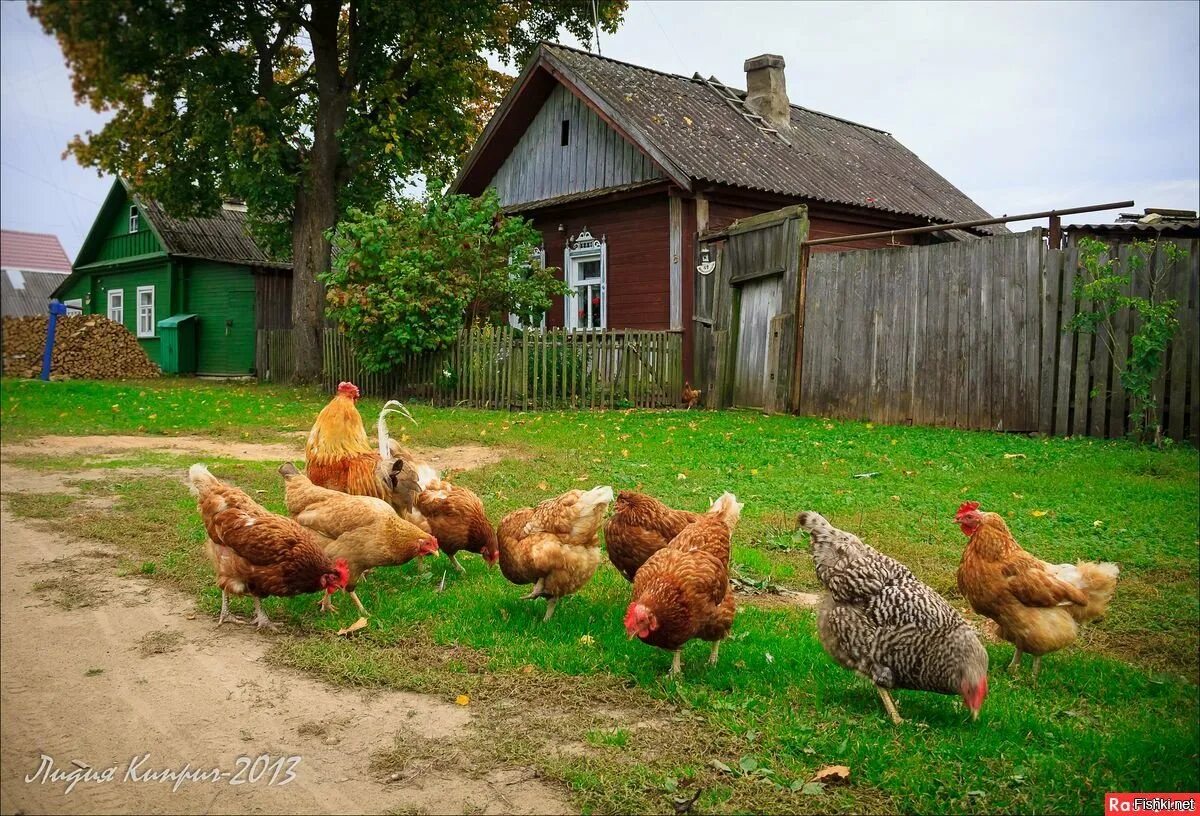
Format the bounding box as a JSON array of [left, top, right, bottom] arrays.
[[304, 382, 420, 515], [624, 494, 741, 675], [497, 486, 614, 621], [604, 492, 702, 582], [797, 511, 988, 724], [955, 501, 1118, 681], [188, 464, 349, 630], [278, 463, 438, 616]]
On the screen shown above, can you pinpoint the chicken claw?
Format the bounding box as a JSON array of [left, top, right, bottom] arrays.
[[217, 591, 248, 626], [252, 598, 279, 631], [521, 578, 546, 600], [708, 641, 721, 666], [542, 597, 558, 622], [669, 650, 683, 676], [318, 595, 338, 614], [1008, 648, 1023, 674]]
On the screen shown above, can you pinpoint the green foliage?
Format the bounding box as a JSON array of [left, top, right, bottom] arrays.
[[1066, 237, 1187, 444], [323, 189, 569, 372]]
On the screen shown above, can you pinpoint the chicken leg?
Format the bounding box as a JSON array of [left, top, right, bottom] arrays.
[[349, 590, 369, 616], [450, 554, 466, 574], [318, 594, 338, 613], [1031, 656, 1042, 684], [708, 641, 721, 666], [669, 650, 683, 676], [217, 591, 247, 626], [521, 577, 546, 600], [251, 597, 278, 631], [876, 687, 903, 725], [542, 596, 558, 622], [1008, 648, 1023, 673]]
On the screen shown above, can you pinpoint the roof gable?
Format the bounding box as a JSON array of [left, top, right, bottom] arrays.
[[456, 43, 1002, 232]]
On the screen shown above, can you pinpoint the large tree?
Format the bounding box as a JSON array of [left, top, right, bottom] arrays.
[[31, 0, 626, 381]]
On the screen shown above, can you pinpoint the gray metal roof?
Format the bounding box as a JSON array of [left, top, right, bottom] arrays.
[[1, 268, 68, 317], [540, 44, 1005, 234], [139, 199, 291, 269]]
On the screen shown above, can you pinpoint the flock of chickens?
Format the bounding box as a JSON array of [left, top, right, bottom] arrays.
[[188, 382, 1119, 724]]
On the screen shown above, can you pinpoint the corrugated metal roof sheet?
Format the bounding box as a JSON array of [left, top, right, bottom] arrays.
[[1066, 220, 1200, 235], [139, 200, 291, 269], [543, 44, 1006, 234], [1, 229, 72, 273], [1, 268, 67, 317]]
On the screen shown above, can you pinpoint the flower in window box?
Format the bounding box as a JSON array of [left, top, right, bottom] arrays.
[[592, 296, 601, 305], [578, 308, 586, 318]]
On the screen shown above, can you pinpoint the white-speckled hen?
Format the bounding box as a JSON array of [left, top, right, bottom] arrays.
[[797, 511, 989, 724]]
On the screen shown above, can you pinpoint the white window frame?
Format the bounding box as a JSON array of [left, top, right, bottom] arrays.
[[136, 285, 155, 337], [63, 298, 83, 313], [508, 246, 548, 330], [129, 205, 139, 233], [563, 228, 607, 331], [107, 289, 124, 324]]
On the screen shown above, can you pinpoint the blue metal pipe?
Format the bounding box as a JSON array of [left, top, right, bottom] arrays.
[[41, 300, 67, 381]]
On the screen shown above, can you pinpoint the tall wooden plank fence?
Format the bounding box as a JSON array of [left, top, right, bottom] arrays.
[[799, 230, 1199, 442], [258, 325, 684, 411]]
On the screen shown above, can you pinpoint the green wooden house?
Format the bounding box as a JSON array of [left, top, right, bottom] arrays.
[[52, 179, 292, 376]]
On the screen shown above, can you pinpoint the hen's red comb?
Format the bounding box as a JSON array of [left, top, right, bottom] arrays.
[[956, 501, 981, 517], [336, 382, 360, 400]]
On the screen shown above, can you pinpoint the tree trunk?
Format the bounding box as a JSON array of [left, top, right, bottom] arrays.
[[289, 0, 348, 384]]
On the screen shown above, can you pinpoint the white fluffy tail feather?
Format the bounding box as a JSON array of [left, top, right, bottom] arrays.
[[187, 463, 216, 496]]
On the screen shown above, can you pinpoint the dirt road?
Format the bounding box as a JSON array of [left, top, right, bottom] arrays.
[[0, 442, 569, 815]]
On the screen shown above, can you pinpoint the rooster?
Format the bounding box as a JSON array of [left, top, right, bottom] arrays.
[[955, 501, 1118, 681], [797, 511, 988, 724], [304, 382, 420, 515], [497, 486, 614, 621], [188, 464, 349, 630], [624, 494, 741, 675], [278, 463, 438, 616], [604, 492, 702, 582], [681, 382, 702, 410]]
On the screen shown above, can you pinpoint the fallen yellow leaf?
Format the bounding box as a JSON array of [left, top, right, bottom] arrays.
[[812, 765, 851, 785], [537, 481, 549, 491], [456, 694, 470, 706], [1031, 510, 1048, 517]]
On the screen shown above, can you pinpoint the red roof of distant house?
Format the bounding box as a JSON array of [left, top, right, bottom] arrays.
[[0, 229, 72, 273]]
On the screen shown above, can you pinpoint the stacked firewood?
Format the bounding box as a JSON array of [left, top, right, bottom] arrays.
[[1, 315, 160, 379]]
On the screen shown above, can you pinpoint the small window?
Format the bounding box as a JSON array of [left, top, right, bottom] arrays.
[[564, 228, 606, 331], [107, 289, 124, 324], [560, 120, 570, 146], [129, 205, 139, 233], [136, 286, 155, 337]]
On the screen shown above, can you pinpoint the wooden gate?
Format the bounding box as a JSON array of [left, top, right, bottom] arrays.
[[695, 205, 808, 411]]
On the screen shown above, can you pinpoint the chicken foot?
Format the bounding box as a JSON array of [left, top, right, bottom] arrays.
[[217, 591, 248, 626], [1031, 656, 1042, 684], [669, 650, 683, 676], [450, 554, 466, 574], [542, 597, 558, 622], [1008, 647, 1023, 673], [708, 641, 721, 666], [876, 686, 903, 725], [318, 594, 338, 614], [251, 597, 278, 631]]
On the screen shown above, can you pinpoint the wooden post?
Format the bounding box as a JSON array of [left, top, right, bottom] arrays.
[[1048, 214, 1062, 250]]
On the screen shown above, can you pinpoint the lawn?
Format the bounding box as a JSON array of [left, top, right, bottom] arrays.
[[2, 376, 1198, 814]]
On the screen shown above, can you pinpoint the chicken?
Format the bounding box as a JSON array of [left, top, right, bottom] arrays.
[[603, 492, 703, 582], [955, 501, 1119, 681], [304, 381, 420, 515], [188, 464, 349, 630], [624, 494, 741, 675], [409, 468, 498, 574], [278, 463, 438, 615], [682, 381, 702, 410], [497, 486, 614, 621], [797, 511, 988, 724]]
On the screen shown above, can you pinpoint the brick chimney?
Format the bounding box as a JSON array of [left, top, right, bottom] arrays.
[[743, 54, 791, 133]]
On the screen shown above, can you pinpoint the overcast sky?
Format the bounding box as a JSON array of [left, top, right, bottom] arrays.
[[2, 1, 1197, 258]]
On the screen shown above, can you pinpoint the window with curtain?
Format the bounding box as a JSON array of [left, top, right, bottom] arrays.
[[564, 228, 606, 331], [136, 286, 155, 337]]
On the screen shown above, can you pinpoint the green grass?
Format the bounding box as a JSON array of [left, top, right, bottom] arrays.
[[2, 376, 1198, 813]]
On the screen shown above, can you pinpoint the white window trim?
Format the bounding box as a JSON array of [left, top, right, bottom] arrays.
[[136, 285, 155, 338], [509, 246, 548, 330], [107, 289, 124, 324], [63, 298, 83, 313], [129, 205, 139, 233], [563, 228, 607, 331]]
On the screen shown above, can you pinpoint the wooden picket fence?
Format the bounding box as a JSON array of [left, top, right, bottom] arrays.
[[258, 325, 684, 410]]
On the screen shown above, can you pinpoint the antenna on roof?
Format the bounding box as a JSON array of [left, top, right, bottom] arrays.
[[591, 0, 602, 55]]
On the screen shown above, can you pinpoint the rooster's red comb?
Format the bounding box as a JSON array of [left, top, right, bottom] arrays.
[[336, 382, 360, 399], [956, 501, 981, 517]]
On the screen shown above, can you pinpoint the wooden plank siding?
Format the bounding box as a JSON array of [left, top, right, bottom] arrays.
[[797, 232, 1199, 442], [490, 84, 661, 208]]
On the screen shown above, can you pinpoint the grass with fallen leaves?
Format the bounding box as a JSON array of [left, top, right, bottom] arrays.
[[2, 376, 1197, 813]]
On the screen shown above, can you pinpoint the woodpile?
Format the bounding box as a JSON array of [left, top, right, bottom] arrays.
[[1, 315, 160, 379]]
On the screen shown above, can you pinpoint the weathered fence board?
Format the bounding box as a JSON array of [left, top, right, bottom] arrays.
[[799, 231, 1198, 442]]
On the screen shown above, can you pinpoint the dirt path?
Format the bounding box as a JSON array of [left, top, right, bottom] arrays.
[[0, 441, 568, 815]]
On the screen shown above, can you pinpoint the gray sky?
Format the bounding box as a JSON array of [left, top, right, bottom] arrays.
[[2, 1, 1197, 258]]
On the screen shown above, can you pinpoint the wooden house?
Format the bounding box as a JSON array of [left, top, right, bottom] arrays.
[[453, 44, 1005, 379], [1, 229, 72, 317], [52, 179, 291, 376]]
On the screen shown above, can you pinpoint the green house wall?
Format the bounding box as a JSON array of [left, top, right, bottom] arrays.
[[186, 261, 257, 376]]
